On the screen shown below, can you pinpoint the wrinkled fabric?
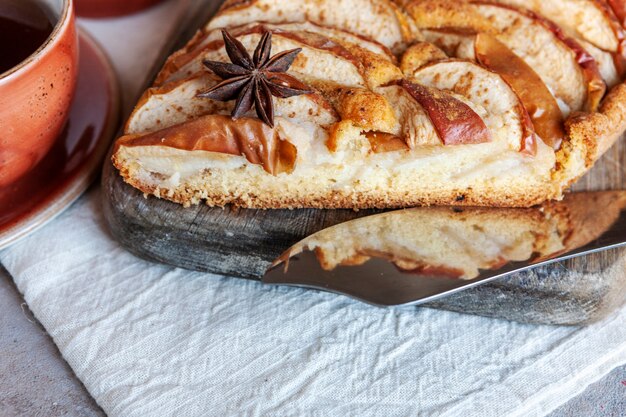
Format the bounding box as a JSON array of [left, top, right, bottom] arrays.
[[2, 190, 625, 417], [1, 4, 625, 416]]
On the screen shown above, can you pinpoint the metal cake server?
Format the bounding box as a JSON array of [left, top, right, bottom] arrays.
[[263, 191, 626, 307]]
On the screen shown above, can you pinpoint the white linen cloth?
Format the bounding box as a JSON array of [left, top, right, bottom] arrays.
[[1, 2, 625, 416], [3, 190, 626, 417]]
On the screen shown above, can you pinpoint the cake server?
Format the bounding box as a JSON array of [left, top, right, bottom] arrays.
[[262, 191, 626, 307]]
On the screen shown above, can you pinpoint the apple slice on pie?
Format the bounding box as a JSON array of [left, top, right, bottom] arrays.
[[207, 0, 417, 54], [404, 56, 537, 153], [404, 0, 606, 114], [155, 26, 399, 88], [496, 0, 626, 86], [493, 0, 625, 53], [181, 22, 396, 64]]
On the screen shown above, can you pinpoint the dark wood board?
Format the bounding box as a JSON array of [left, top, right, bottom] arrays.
[[101, 1, 626, 325], [102, 142, 626, 325]]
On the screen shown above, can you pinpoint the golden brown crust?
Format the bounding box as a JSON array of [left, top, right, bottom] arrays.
[[331, 88, 398, 132], [566, 83, 626, 165], [112, 154, 557, 209], [548, 191, 626, 253], [546, 83, 626, 195], [400, 42, 448, 73]]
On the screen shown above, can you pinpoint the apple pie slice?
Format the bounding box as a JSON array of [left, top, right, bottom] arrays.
[[279, 192, 626, 279], [112, 0, 626, 209]]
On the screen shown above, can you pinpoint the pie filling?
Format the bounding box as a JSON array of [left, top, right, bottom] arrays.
[[117, 114, 556, 192], [282, 208, 567, 279]]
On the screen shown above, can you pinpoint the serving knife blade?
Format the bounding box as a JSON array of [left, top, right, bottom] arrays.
[[263, 191, 626, 307]]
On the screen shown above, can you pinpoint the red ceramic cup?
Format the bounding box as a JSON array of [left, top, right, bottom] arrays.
[[75, 0, 167, 18], [0, 0, 78, 187]]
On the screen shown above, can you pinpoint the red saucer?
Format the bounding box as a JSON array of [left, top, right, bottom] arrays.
[[0, 30, 119, 249]]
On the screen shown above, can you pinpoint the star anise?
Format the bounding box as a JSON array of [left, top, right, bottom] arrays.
[[197, 30, 313, 128]]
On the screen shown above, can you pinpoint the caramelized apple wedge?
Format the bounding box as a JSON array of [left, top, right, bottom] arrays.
[[117, 115, 298, 176], [470, 1, 606, 113], [404, 0, 606, 114], [207, 0, 417, 53], [474, 34, 564, 149], [171, 22, 396, 85], [375, 80, 492, 147], [400, 80, 492, 146], [155, 27, 402, 90], [608, 0, 626, 27], [577, 40, 622, 87], [418, 30, 564, 149], [491, 0, 624, 84], [126, 73, 340, 136], [156, 30, 364, 87], [495, 0, 625, 53], [192, 22, 395, 61], [408, 57, 538, 154]]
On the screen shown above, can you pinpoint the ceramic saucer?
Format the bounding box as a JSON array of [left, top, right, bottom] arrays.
[[0, 30, 120, 250]]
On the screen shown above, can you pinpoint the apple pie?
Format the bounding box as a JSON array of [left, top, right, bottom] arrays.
[[113, 0, 626, 208], [276, 192, 626, 279]]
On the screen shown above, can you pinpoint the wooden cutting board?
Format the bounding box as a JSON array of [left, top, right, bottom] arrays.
[[101, 140, 626, 325], [101, 2, 626, 325]]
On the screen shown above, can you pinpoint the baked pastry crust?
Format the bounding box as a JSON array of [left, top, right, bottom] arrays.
[[274, 191, 626, 279], [112, 0, 626, 209]]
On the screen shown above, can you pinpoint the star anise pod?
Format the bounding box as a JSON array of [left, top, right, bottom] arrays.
[[197, 30, 313, 128]]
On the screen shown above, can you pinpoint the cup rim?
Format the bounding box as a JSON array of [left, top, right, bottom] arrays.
[[0, 0, 72, 81]]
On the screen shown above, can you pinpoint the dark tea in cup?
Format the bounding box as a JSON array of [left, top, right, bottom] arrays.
[[0, 0, 54, 75]]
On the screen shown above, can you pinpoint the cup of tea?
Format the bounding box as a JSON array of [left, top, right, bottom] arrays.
[[75, 0, 166, 18], [0, 0, 78, 187]]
